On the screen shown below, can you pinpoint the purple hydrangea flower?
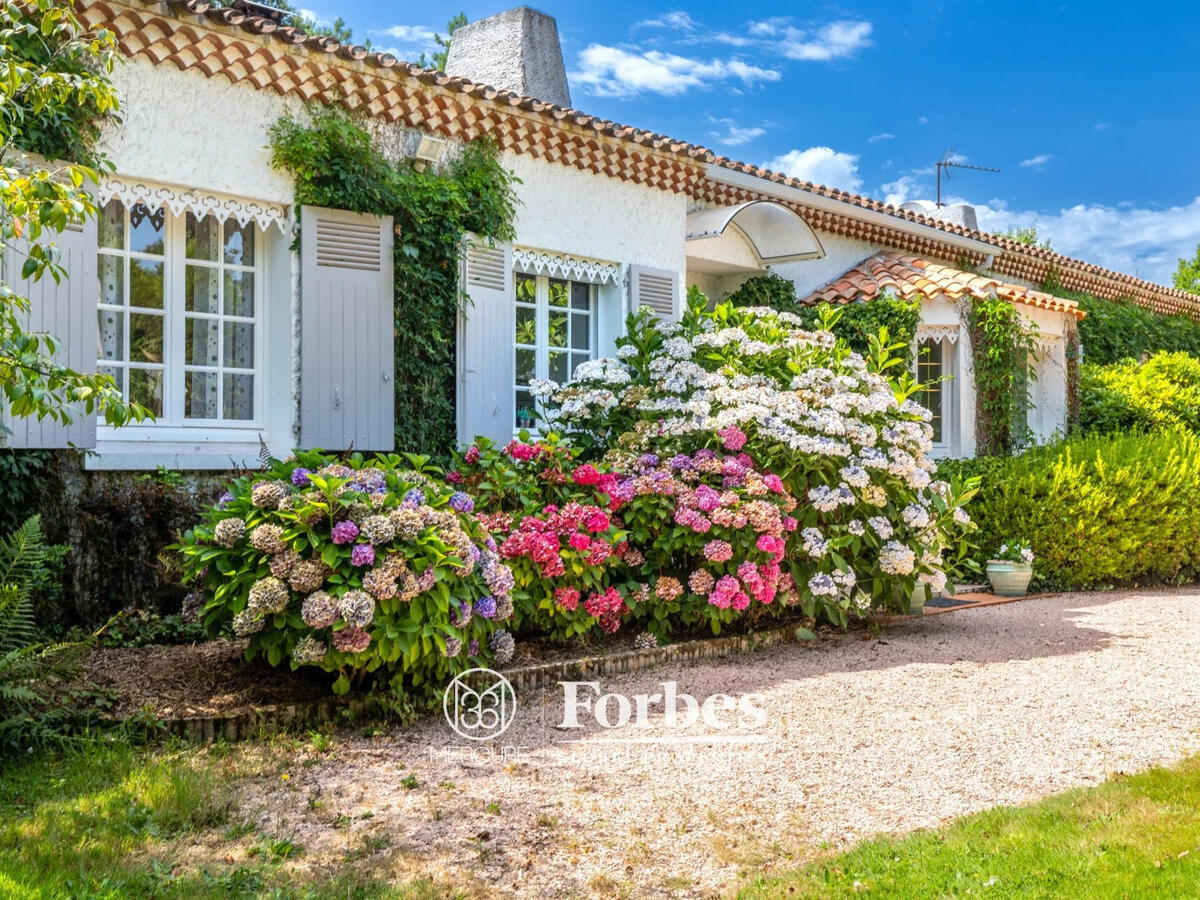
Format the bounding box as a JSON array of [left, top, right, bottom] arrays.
[[218, 490, 234, 507], [469, 639, 480, 656], [291, 467, 312, 488], [403, 488, 425, 506], [638, 453, 660, 470], [448, 491, 475, 513], [450, 599, 472, 628], [350, 543, 375, 567], [668, 454, 693, 471], [331, 520, 359, 545], [474, 595, 498, 619]]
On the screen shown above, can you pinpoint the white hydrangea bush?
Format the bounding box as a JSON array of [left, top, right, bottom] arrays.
[[533, 292, 978, 620]]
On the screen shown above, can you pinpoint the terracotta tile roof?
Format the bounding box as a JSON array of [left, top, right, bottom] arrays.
[[800, 252, 1086, 320], [81, 0, 1200, 320]]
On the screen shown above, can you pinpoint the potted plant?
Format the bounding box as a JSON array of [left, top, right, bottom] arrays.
[[986, 541, 1035, 597]]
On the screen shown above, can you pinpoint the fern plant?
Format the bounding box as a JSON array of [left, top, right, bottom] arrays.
[[0, 515, 85, 751]]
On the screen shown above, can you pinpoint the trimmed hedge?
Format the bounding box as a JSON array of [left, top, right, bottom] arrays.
[[1080, 352, 1200, 434], [1073, 292, 1200, 365], [940, 430, 1200, 590]]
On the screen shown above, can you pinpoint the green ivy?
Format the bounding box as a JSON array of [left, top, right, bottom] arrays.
[[968, 296, 1040, 456], [269, 111, 517, 461], [725, 274, 920, 360]]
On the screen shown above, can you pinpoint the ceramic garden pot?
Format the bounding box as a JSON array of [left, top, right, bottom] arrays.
[[986, 560, 1033, 597]]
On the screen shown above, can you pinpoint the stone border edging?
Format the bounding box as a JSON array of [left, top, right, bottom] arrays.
[[142, 595, 1050, 742]]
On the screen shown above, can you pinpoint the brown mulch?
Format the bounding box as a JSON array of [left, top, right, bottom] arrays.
[[78, 639, 331, 719]]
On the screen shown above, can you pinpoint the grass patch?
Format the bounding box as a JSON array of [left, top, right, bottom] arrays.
[[741, 755, 1200, 898], [0, 739, 462, 899]]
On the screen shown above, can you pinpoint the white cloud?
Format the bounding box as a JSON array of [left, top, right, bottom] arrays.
[[973, 198, 1200, 284], [743, 18, 872, 61], [1019, 153, 1053, 168], [708, 117, 766, 147], [378, 24, 438, 42], [1094, 122, 1111, 131], [636, 11, 698, 30], [881, 175, 922, 207], [868, 132, 895, 143], [765, 146, 862, 192], [572, 45, 780, 97], [917, 116, 929, 125], [373, 24, 440, 59]]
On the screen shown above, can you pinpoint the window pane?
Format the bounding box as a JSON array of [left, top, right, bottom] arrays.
[[128, 204, 165, 255], [224, 271, 254, 317], [223, 373, 254, 420], [129, 313, 163, 364], [548, 279, 568, 307], [185, 213, 220, 262], [515, 347, 535, 384], [570, 313, 590, 350], [99, 200, 124, 250], [186, 370, 220, 419], [130, 259, 164, 309], [515, 389, 536, 429], [515, 274, 536, 304], [224, 219, 255, 266], [570, 282, 590, 310], [185, 317, 220, 366], [549, 351, 567, 384], [97, 310, 124, 362], [129, 368, 163, 416], [185, 265, 220, 314], [548, 310, 567, 348], [98, 255, 124, 306], [514, 305, 536, 345], [223, 322, 254, 369]]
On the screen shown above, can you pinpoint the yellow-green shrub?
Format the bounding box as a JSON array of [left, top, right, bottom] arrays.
[[1081, 351, 1200, 434], [940, 430, 1200, 589]]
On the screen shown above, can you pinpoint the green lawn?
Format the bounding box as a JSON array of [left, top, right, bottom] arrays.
[[0, 738, 459, 900], [741, 755, 1200, 899]]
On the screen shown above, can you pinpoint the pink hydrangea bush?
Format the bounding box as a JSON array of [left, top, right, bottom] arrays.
[[613, 448, 801, 635], [176, 451, 516, 693], [455, 436, 632, 639]]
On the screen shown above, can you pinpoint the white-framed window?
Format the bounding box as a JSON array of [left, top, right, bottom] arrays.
[[914, 333, 957, 451], [513, 272, 596, 430], [97, 199, 262, 425]]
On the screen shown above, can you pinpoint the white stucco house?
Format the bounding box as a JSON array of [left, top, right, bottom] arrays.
[[6, 0, 1199, 468]]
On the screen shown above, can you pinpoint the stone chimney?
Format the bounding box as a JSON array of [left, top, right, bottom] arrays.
[[898, 200, 979, 232], [444, 7, 571, 108]]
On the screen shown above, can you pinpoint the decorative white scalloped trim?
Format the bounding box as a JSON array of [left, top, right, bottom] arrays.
[[513, 247, 621, 285], [915, 325, 961, 343], [97, 176, 290, 233]]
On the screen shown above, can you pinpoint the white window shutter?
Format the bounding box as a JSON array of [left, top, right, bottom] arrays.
[[629, 264, 680, 322], [1, 217, 98, 448], [457, 237, 514, 446], [299, 205, 394, 451]]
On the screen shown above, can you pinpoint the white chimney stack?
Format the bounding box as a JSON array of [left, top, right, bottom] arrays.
[[898, 200, 979, 231], [444, 7, 572, 108]]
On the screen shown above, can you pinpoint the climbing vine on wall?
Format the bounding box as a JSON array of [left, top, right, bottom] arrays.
[[269, 111, 518, 460], [725, 274, 920, 362], [968, 296, 1040, 456]]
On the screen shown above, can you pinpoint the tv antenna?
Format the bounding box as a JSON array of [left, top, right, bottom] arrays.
[[935, 149, 999, 207]]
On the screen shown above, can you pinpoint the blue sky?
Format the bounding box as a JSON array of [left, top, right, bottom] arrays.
[[302, 1, 1200, 285]]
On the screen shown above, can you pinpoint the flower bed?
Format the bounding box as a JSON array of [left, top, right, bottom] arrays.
[[179, 295, 976, 694]]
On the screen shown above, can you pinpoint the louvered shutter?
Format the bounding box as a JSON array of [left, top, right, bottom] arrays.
[[457, 238, 514, 446], [629, 265, 680, 321], [1, 217, 98, 448], [299, 205, 394, 451]]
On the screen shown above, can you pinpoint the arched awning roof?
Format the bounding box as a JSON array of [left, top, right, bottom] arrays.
[[686, 200, 824, 268]]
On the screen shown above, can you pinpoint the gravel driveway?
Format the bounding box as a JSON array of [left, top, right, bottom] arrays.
[[243, 588, 1200, 898]]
